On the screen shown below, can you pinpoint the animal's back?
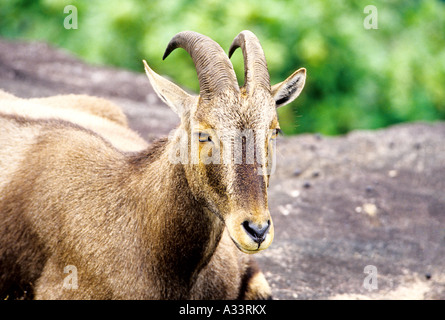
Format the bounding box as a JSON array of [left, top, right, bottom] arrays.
[[0, 111, 142, 299], [0, 114, 47, 298], [0, 93, 148, 152], [0, 93, 147, 299], [0, 91, 148, 193], [0, 115, 40, 191]]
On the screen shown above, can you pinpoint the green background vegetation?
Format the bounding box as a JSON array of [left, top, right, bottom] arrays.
[[1, 0, 444, 135]]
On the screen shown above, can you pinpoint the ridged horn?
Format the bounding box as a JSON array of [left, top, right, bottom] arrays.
[[228, 30, 270, 94], [163, 31, 239, 100]]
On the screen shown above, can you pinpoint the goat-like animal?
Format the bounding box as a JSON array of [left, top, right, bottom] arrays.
[[0, 31, 306, 299]]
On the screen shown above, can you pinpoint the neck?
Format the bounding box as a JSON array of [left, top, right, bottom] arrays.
[[126, 137, 224, 298]]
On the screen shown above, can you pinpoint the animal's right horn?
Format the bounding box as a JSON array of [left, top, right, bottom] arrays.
[[228, 30, 271, 95], [163, 31, 240, 101]]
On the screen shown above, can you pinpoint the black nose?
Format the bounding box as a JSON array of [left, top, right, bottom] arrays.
[[242, 220, 270, 244]]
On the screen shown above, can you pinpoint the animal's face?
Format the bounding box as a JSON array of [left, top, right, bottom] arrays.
[[144, 31, 306, 253], [184, 92, 279, 253]]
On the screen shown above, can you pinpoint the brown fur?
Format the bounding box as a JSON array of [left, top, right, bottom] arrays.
[[29, 94, 129, 127], [0, 95, 270, 300], [0, 91, 147, 152], [0, 31, 305, 300], [0, 90, 128, 126]]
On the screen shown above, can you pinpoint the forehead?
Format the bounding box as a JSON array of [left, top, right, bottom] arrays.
[[193, 92, 278, 131]]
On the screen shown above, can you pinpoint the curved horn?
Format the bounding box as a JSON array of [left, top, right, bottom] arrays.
[[228, 30, 270, 94], [163, 31, 239, 100]]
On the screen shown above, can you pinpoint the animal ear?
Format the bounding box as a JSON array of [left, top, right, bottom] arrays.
[[271, 68, 306, 108], [143, 60, 195, 117]]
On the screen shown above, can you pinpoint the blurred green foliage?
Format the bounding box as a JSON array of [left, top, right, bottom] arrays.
[[1, 0, 444, 135]]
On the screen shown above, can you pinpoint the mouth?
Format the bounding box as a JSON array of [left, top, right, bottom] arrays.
[[230, 236, 264, 254]]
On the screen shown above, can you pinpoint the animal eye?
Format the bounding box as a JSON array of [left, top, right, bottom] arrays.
[[197, 132, 212, 143], [270, 128, 282, 140]]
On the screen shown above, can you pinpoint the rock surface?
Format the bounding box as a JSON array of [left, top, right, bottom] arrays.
[[1, 39, 444, 299]]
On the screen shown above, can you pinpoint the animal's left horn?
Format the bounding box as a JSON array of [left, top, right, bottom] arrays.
[[228, 30, 270, 94], [163, 31, 240, 101]]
